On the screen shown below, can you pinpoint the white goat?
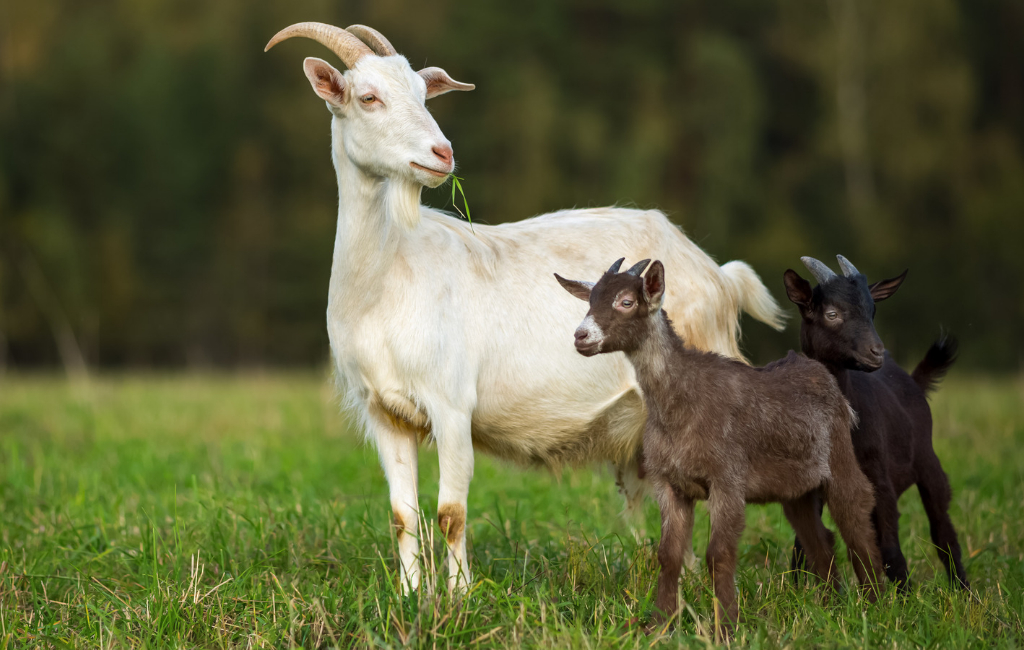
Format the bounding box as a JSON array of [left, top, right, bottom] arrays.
[[265, 22, 786, 593]]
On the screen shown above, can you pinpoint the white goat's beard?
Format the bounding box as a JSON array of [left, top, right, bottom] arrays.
[[421, 173, 449, 190], [384, 179, 423, 230]]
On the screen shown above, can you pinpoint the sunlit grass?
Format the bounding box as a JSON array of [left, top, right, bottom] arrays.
[[0, 373, 1021, 648]]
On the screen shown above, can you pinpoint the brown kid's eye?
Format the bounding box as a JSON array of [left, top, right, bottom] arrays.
[[622, 299, 634, 308]]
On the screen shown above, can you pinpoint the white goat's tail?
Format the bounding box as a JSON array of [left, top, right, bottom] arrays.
[[720, 260, 787, 331]]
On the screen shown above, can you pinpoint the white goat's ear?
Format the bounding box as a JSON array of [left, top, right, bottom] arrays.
[[303, 57, 347, 108], [554, 274, 593, 302], [418, 66, 475, 99], [644, 261, 666, 311]]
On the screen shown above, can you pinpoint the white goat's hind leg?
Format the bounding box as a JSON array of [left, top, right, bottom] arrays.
[[616, 459, 649, 525], [434, 411, 474, 592], [616, 460, 697, 570], [375, 422, 421, 593]]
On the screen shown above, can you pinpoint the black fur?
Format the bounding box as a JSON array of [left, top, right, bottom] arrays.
[[912, 336, 959, 395], [784, 258, 970, 592]]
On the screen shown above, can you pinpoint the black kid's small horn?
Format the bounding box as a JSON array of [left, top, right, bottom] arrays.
[[836, 255, 861, 278], [800, 256, 839, 285]]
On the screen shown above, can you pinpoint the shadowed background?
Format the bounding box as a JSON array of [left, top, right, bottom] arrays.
[[1, 0, 1022, 372]]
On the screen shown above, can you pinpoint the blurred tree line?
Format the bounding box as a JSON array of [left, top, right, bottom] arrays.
[[1, 0, 1022, 372]]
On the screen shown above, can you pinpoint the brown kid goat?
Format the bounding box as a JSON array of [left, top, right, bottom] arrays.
[[556, 258, 884, 633], [784, 255, 969, 591]]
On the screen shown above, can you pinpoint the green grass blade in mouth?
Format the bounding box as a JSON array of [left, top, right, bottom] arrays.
[[449, 174, 474, 233]]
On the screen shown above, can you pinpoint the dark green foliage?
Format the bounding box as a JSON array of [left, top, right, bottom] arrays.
[[0, 0, 1022, 369]]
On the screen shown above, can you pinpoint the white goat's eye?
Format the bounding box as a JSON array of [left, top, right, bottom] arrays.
[[360, 94, 376, 104]]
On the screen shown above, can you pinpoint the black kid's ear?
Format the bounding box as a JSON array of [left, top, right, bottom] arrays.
[[783, 269, 813, 307], [554, 274, 594, 302], [418, 67, 475, 99], [644, 260, 666, 311], [869, 269, 908, 302], [303, 57, 347, 109]]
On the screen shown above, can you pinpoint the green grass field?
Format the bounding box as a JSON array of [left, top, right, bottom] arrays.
[[0, 374, 1021, 648]]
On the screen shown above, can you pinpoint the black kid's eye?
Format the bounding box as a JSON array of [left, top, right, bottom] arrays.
[[826, 311, 838, 320]]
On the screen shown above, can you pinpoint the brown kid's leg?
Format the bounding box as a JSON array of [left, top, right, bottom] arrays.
[[783, 490, 840, 591], [825, 420, 885, 600], [651, 476, 693, 627], [790, 495, 834, 585], [705, 486, 746, 640]]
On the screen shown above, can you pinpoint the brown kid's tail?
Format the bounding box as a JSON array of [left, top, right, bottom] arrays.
[[912, 335, 958, 395]]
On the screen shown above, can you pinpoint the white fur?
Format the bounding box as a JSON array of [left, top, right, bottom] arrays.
[[293, 52, 785, 593]]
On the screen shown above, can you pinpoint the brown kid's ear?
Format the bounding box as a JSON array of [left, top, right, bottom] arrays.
[[783, 269, 813, 308], [418, 66, 475, 99], [644, 260, 666, 311], [868, 269, 908, 302], [303, 57, 347, 109], [554, 274, 594, 302]]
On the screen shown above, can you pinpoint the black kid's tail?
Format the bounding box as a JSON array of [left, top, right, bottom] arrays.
[[911, 335, 958, 395]]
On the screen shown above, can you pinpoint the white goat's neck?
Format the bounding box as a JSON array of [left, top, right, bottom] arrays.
[[328, 119, 422, 308]]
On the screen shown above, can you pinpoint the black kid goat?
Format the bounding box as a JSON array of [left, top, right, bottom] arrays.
[[557, 258, 883, 634], [784, 255, 969, 591]]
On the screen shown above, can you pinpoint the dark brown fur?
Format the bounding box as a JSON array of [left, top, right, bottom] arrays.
[[784, 259, 969, 591], [437, 503, 466, 546], [393, 511, 408, 541], [557, 259, 884, 636]]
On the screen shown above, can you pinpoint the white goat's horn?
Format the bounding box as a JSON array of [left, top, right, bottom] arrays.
[[607, 257, 626, 275], [265, 22, 374, 70], [801, 256, 838, 285], [836, 255, 861, 278], [346, 24, 397, 56]]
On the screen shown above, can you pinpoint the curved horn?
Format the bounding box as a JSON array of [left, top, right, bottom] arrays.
[[606, 257, 626, 275], [627, 259, 651, 276], [265, 22, 374, 70], [836, 255, 861, 278], [346, 24, 397, 56], [800, 256, 839, 285]]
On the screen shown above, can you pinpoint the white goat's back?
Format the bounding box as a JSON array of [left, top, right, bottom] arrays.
[[333, 205, 783, 470]]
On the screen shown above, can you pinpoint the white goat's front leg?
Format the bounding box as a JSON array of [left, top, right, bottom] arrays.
[[434, 410, 474, 592], [375, 421, 421, 594]]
